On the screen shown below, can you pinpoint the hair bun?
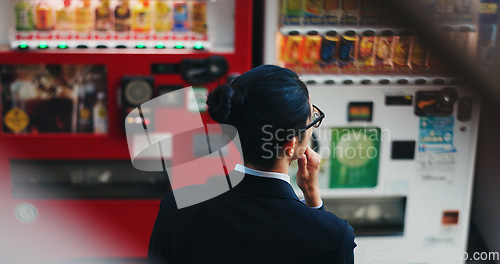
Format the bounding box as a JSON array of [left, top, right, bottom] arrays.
[[207, 84, 244, 123]]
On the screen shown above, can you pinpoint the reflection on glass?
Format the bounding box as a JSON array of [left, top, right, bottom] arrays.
[[1, 64, 108, 134]]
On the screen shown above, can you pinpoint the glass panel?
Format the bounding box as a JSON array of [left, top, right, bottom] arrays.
[[1, 64, 108, 134], [8, 0, 235, 51]]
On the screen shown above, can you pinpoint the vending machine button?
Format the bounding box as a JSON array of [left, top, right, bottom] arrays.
[[18, 42, 29, 50], [38, 42, 48, 49], [397, 79, 409, 85], [379, 79, 390, 85], [433, 78, 445, 85], [57, 42, 69, 49], [440, 87, 458, 104], [136, 42, 146, 49], [175, 42, 185, 49], [458, 97, 473, 122], [415, 78, 427, 85], [96, 45, 108, 49], [193, 42, 204, 50], [361, 79, 371, 85], [324, 80, 335, 85], [155, 42, 166, 49], [76, 45, 88, 49]]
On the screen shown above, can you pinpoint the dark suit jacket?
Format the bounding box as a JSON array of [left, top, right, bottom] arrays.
[[148, 171, 356, 264]]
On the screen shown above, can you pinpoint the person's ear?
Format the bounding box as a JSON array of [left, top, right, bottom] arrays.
[[283, 138, 297, 158]]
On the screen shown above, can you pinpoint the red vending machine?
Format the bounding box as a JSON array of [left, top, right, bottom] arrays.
[[0, 0, 252, 263]]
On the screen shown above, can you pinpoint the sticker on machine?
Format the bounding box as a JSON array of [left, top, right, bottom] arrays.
[[417, 117, 457, 184], [14, 203, 38, 223]]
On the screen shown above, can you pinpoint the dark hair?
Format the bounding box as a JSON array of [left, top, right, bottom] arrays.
[[207, 65, 310, 169]]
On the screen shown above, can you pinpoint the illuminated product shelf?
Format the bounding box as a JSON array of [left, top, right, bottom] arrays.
[[11, 39, 210, 50], [279, 24, 477, 36]]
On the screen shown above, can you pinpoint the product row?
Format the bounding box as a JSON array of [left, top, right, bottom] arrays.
[[277, 30, 469, 75], [281, 0, 473, 27], [14, 0, 207, 36]]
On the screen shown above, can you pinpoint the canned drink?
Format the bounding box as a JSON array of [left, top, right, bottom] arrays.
[[341, 0, 360, 25], [282, 32, 304, 64], [393, 31, 413, 66], [375, 30, 395, 65], [302, 31, 322, 64], [320, 31, 339, 63], [357, 30, 376, 66], [337, 30, 357, 64], [192, 1, 207, 34], [323, 0, 340, 25], [342, 0, 359, 11], [411, 38, 428, 66], [323, 0, 340, 11], [359, 0, 378, 25]]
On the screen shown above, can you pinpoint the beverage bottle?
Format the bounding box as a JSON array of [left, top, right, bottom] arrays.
[[75, 0, 93, 32], [155, 0, 172, 32], [93, 92, 108, 134], [35, 0, 55, 31], [132, 0, 151, 32], [282, 0, 302, 25], [173, 2, 189, 32], [56, 0, 74, 31], [15, 0, 35, 31], [304, 0, 323, 16], [115, 0, 131, 32], [95, 0, 112, 31], [76, 85, 92, 133], [192, 1, 207, 34]]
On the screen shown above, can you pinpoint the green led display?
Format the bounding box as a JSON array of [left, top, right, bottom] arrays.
[[174, 42, 184, 49], [193, 42, 204, 50], [38, 42, 48, 49], [18, 42, 28, 49], [155, 42, 165, 49], [58, 42, 68, 49], [136, 42, 146, 49]]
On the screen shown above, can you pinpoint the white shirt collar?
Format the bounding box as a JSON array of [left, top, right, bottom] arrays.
[[234, 164, 291, 184]]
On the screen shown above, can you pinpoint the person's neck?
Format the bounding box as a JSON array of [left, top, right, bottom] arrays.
[[245, 159, 290, 175]]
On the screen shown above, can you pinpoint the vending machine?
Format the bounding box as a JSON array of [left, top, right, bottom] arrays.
[[0, 0, 252, 263], [264, 1, 481, 263]]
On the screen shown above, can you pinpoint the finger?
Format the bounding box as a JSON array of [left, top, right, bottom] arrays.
[[306, 146, 321, 167], [297, 154, 308, 175], [305, 146, 316, 163]]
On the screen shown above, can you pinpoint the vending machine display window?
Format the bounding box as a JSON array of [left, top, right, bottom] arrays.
[[9, 0, 237, 52], [1, 64, 108, 134], [330, 127, 380, 188]]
